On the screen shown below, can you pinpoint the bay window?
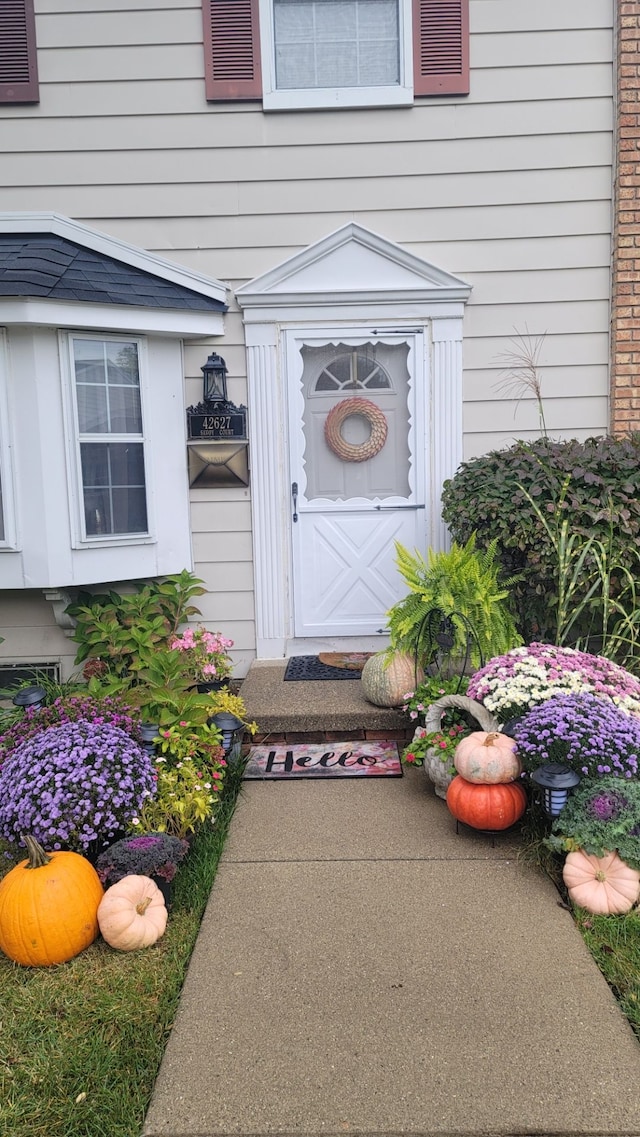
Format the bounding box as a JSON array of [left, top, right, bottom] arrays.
[[68, 336, 149, 541]]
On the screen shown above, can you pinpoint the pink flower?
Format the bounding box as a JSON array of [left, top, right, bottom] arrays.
[[404, 752, 416, 764]]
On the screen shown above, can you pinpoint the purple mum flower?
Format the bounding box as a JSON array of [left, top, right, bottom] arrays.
[[512, 692, 640, 779], [0, 719, 155, 854]]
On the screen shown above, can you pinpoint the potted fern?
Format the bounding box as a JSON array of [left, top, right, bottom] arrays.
[[386, 534, 522, 672]]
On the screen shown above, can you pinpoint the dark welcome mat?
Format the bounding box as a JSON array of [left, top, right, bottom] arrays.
[[284, 654, 370, 681], [244, 741, 401, 779]]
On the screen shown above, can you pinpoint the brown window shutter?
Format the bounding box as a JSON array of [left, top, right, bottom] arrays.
[[413, 0, 469, 97], [202, 0, 262, 101], [0, 0, 39, 104]]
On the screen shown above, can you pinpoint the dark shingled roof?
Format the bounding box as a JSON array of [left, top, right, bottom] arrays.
[[0, 233, 226, 311]]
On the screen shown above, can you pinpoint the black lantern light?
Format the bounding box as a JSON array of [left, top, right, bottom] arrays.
[[211, 711, 244, 765], [531, 763, 581, 817], [139, 722, 160, 756], [201, 352, 228, 404], [12, 684, 47, 711]]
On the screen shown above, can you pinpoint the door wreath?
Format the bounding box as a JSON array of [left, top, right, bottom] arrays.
[[324, 397, 388, 463]]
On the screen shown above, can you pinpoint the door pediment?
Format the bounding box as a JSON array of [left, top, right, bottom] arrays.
[[236, 223, 471, 308]]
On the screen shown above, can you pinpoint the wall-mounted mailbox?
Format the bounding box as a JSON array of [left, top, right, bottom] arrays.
[[187, 439, 249, 487]]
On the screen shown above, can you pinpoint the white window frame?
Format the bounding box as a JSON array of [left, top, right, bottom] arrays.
[[258, 0, 414, 111], [0, 329, 18, 551], [60, 331, 155, 549]]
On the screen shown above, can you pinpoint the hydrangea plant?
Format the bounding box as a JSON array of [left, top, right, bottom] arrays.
[[548, 776, 640, 870], [169, 625, 234, 683], [467, 643, 640, 720], [0, 719, 156, 853], [511, 692, 640, 779]]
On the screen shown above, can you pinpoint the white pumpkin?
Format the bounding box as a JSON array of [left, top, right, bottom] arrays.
[[97, 874, 167, 951]]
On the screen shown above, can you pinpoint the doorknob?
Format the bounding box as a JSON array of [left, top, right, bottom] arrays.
[[292, 482, 298, 523]]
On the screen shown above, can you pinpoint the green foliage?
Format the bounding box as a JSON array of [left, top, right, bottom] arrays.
[[112, 647, 215, 726], [517, 478, 640, 664], [401, 722, 469, 771], [386, 534, 522, 668], [65, 570, 206, 675], [441, 434, 640, 644]]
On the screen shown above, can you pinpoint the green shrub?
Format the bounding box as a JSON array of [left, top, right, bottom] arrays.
[[441, 434, 640, 645]]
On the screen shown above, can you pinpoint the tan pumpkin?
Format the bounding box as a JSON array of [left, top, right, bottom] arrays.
[[0, 835, 103, 967], [562, 850, 640, 915], [454, 730, 521, 784], [361, 652, 423, 708], [97, 875, 167, 951]]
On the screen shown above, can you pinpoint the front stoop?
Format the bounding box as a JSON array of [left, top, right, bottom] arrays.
[[239, 659, 415, 744]]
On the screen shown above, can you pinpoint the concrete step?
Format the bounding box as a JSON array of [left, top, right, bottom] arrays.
[[240, 660, 415, 744]]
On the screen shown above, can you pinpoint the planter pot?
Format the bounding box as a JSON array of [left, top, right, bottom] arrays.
[[196, 678, 230, 693], [424, 747, 455, 799]]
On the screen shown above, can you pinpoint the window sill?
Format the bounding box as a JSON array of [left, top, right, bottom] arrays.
[[262, 84, 414, 111]]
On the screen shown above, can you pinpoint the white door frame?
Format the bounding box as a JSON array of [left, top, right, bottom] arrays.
[[235, 224, 471, 659]]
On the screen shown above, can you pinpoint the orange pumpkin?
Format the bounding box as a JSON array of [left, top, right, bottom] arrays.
[[0, 835, 103, 967], [563, 849, 640, 915], [454, 730, 521, 784], [446, 776, 527, 831]]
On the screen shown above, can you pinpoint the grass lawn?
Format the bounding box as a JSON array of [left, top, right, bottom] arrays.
[[0, 765, 244, 1137]]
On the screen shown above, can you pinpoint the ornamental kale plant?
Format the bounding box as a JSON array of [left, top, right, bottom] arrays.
[[0, 720, 156, 853], [0, 692, 141, 765], [548, 776, 640, 870], [511, 693, 640, 779], [95, 832, 189, 887], [467, 643, 640, 721]]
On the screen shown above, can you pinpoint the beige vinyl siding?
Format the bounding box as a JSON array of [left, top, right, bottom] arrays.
[[0, 592, 77, 679], [0, 0, 614, 670]]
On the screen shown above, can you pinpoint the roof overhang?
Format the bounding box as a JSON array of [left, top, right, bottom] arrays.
[[0, 211, 227, 309]]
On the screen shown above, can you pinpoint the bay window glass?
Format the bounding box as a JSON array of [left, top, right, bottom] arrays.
[[71, 337, 148, 538], [273, 0, 400, 89]]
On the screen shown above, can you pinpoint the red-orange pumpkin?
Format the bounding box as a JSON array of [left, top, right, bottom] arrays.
[[446, 776, 527, 831], [454, 730, 521, 784]]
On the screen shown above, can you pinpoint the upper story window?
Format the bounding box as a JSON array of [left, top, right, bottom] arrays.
[[273, 0, 402, 97], [67, 336, 149, 541], [202, 0, 469, 110], [0, 0, 39, 104]]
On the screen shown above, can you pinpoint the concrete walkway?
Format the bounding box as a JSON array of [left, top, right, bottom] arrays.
[[144, 769, 640, 1137]]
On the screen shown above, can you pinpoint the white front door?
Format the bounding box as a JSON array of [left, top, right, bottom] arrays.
[[286, 329, 427, 638]]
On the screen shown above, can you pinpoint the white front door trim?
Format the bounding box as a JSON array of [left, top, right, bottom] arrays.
[[237, 224, 471, 659]]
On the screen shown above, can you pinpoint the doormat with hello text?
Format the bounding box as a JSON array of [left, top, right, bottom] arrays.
[[243, 740, 401, 779]]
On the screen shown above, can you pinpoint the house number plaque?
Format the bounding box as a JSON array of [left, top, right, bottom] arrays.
[[186, 401, 247, 440]]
